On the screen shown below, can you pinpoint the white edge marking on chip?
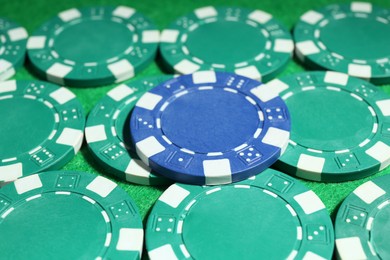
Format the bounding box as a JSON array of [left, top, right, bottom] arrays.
[[0, 60, 13, 75], [336, 237, 367, 260], [86, 175, 117, 198], [85, 125, 107, 143], [273, 39, 294, 53], [142, 30, 160, 43], [0, 67, 16, 81], [353, 180, 385, 204], [264, 79, 289, 96], [194, 6, 217, 19], [158, 184, 190, 208], [348, 64, 372, 78], [235, 66, 261, 81], [125, 159, 153, 185], [324, 71, 349, 86], [136, 92, 162, 110], [27, 36, 46, 49], [50, 87, 76, 105], [286, 250, 298, 260], [296, 41, 320, 56], [250, 84, 279, 102], [376, 99, 390, 116], [300, 10, 324, 24], [248, 10, 272, 24], [46, 63, 73, 85], [58, 8, 81, 22], [296, 154, 325, 181], [14, 174, 42, 194], [365, 141, 390, 170], [116, 228, 144, 253], [56, 128, 84, 153], [0, 80, 17, 93], [113, 6, 135, 19], [135, 136, 166, 166], [294, 190, 325, 215], [108, 59, 134, 80], [160, 29, 180, 43], [174, 59, 200, 75], [262, 127, 290, 153], [203, 159, 232, 185], [351, 2, 372, 13], [180, 244, 190, 258], [0, 163, 23, 182], [149, 244, 179, 260], [108, 84, 134, 101], [8, 27, 28, 41], [302, 251, 327, 260], [192, 71, 217, 84]]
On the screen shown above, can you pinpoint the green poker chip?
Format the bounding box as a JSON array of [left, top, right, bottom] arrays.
[[0, 17, 28, 81], [0, 170, 144, 259], [0, 80, 85, 182], [269, 71, 390, 182], [160, 6, 294, 82], [335, 174, 390, 259], [85, 76, 172, 185], [146, 168, 334, 260], [27, 6, 159, 87], [294, 2, 390, 85]]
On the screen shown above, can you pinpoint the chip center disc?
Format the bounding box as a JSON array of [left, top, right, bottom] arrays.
[[185, 21, 266, 64], [0, 98, 54, 158], [371, 202, 390, 258], [320, 17, 390, 60], [0, 192, 108, 258], [286, 88, 373, 151], [182, 187, 299, 259], [54, 19, 132, 63], [161, 88, 260, 153]]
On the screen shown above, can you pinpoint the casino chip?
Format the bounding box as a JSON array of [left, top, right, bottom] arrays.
[[0, 170, 144, 259], [0, 80, 85, 182], [130, 71, 290, 185], [335, 174, 390, 260], [27, 6, 159, 87], [146, 168, 334, 260], [294, 2, 390, 85], [268, 71, 390, 182], [0, 17, 28, 81], [160, 6, 294, 82], [85, 76, 172, 185]]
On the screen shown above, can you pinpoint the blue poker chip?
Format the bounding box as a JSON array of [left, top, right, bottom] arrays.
[[130, 71, 291, 185]]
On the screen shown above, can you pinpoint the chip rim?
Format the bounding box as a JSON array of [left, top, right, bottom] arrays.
[[130, 71, 291, 185], [27, 5, 159, 87], [159, 6, 294, 82], [0, 80, 85, 182], [146, 168, 334, 259], [85, 76, 173, 185], [270, 71, 390, 182]]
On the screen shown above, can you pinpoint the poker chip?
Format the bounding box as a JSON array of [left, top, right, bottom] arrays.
[[335, 174, 390, 260], [85, 76, 172, 185], [268, 71, 390, 182], [160, 6, 294, 82], [294, 2, 390, 84], [130, 71, 290, 185], [0, 170, 144, 259], [0, 17, 28, 81], [27, 6, 159, 87], [146, 168, 334, 260], [0, 80, 85, 182]]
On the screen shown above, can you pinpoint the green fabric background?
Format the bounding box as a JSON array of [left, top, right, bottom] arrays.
[[1, 0, 390, 224]]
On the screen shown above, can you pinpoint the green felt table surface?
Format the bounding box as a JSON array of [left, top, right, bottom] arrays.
[[1, 0, 390, 224]]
